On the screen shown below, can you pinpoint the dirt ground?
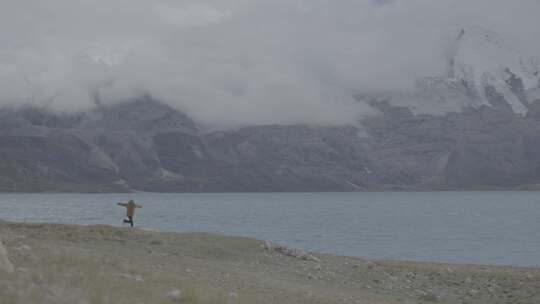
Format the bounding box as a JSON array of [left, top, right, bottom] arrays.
[[0, 221, 539, 304]]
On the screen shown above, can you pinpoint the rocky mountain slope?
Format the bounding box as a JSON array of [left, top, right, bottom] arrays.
[[1, 27, 540, 192], [2, 95, 540, 192]]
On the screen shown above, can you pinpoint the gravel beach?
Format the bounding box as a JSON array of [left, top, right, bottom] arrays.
[[1, 221, 539, 304]]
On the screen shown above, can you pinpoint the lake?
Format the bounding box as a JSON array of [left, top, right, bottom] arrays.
[[1, 192, 539, 267]]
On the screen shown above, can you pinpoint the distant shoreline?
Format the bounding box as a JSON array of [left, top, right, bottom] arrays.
[[1, 187, 540, 194]]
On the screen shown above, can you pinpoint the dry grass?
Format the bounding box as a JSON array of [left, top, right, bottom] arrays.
[[1, 221, 539, 304], [0, 247, 229, 304]]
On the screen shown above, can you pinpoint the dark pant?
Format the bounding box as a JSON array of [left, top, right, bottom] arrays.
[[124, 216, 134, 227]]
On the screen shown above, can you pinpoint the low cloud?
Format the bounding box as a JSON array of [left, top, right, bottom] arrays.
[[0, 0, 539, 127]]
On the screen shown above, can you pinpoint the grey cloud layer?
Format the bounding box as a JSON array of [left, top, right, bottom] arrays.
[[1, 0, 539, 126]]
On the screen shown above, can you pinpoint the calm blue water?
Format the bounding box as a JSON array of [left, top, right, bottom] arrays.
[[1, 192, 539, 267]]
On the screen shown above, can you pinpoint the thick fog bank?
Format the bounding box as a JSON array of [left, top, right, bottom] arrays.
[[1, 0, 539, 127]]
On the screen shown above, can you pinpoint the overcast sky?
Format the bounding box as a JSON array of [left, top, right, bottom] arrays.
[[1, 0, 539, 127]]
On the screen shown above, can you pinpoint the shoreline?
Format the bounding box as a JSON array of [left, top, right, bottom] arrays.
[[5, 220, 539, 270], [1, 189, 540, 194], [1, 221, 539, 303]]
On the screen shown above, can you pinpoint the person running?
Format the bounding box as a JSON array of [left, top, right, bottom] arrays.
[[117, 200, 142, 227]]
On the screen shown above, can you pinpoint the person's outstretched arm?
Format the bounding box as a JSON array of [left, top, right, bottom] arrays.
[[117, 203, 128, 207]]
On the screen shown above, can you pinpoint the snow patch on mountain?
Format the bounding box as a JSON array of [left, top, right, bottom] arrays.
[[452, 26, 539, 114], [370, 26, 540, 115]]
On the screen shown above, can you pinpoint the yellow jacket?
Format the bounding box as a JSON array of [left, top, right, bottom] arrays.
[[118, 200, 142, 217]]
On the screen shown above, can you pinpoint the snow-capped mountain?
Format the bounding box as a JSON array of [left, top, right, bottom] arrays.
[[4, 26, 540, 192], [384, 26, 540, 115], [452, 26, 540, 113]]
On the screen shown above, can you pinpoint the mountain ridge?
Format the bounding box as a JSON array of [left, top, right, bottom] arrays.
[[2, 27, 540, 192], [2, 95, 540, 192]]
